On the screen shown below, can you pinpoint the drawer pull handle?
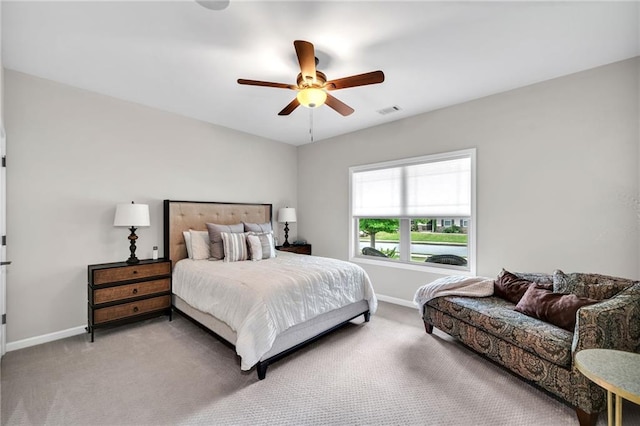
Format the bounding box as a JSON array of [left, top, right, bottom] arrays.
[[133, 306, 139, 313], [132, 270, 138, 274], [132, 288, 138, 295]]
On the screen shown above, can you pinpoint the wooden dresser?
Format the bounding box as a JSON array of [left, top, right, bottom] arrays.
[[276, 244, 312, 255], [87, 259, 172, 341]]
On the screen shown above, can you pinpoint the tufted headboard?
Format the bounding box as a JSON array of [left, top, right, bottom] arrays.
[[163, 200, 272, 266]]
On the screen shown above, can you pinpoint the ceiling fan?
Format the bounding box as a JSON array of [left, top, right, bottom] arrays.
[[237, 40, 385, 116]]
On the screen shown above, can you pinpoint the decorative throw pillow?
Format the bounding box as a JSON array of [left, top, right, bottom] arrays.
[[553, 270, 635, 300], [182, 231, 193, 259], [206, 223, 244, 260], [513, 271, 553, 286], [220, 232, 248, 262], [494, 269, 551, 304], [247, 231, 276, 259], [189, 230, 210, 260], [246, 234, 263, 261], [243, 222, 273, 233], [515, 284, 598, 331]]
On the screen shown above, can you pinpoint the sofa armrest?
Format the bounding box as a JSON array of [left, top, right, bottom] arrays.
[[572, 283, 640, 354]]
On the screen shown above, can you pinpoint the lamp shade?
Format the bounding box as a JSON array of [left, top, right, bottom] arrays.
[[278, 207, 297, 223], [114, 203, 150, 227]]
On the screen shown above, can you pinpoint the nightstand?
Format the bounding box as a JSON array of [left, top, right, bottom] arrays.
[[87, 259, 172, 341], [276, 244, 312, 255]]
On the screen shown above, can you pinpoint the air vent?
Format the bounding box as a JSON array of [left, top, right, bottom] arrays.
[[377, 105, 402, 115]]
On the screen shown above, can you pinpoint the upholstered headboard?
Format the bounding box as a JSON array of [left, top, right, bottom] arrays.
[[163, 200, 272, 266]]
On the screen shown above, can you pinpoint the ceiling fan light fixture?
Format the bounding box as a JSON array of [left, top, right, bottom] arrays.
[[297, 87, 327, 108]]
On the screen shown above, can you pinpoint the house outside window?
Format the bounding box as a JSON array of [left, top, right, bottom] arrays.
[[349, 148, 476, 273]]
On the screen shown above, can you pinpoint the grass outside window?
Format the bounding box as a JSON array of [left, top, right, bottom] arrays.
[[362, 231, 467, 245]]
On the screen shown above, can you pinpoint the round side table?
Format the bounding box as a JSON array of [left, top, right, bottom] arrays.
[[575, 349, 640, 426]]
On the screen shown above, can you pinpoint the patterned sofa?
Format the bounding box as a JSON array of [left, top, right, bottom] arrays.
[[422, 270, 640, 426]]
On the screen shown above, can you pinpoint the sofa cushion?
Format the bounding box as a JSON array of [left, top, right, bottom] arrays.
[[515, 285, 598, 331], [553, 270, 636, 300], [494, 269, 552, 304], [427, 295, 574, 367]]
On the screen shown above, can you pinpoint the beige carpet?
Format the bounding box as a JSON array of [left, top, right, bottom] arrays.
[[1, 302, 638, 425]]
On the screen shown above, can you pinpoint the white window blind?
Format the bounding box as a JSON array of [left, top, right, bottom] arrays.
[[352, 167, 402, 216], [406, 158, 470, 216], [352, 156, 471, 218]]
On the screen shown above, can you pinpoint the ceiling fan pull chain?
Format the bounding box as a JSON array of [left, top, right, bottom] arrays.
[[309, 109, 314, 143]]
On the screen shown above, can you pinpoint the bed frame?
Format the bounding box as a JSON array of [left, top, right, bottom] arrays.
[[163, 200, 371, 379]]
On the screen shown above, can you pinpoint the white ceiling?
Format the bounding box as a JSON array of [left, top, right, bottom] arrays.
[[2, 1, 639, 146]]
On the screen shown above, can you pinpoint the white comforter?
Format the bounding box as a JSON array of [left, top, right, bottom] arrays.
[[173, 251, 377, 370]]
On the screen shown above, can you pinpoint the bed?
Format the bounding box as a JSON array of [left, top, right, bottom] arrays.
[[163, 200, 377, 379]]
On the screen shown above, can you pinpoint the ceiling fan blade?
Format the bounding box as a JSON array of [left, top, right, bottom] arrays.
[[278, 98, 300, 116], [325, 93, 354, 116], [237, 79, 296, 89], [294, 40, 317, 84], [325, 70, 385, 90]]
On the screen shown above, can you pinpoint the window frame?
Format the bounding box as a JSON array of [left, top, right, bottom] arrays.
[[349, 148, 476, 276]]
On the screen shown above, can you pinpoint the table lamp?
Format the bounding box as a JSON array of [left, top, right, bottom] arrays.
[[278, 207, 297, 247], [114, 201, 150, 264]]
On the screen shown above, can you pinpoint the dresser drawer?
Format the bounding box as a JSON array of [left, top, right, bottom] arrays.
[[92, 262, 171, 285], [93, 278, 170, 305], [93, 295, 171, 324]]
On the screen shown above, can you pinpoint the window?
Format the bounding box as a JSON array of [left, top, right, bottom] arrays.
[[350, 149, 476, 273]]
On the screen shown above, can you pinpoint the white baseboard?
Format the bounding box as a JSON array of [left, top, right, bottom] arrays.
[[376, 293, 416, 309], [6, 325, 87, 352]]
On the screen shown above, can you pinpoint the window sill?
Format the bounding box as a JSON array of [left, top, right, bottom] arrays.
[[351, 255, 475, 276]]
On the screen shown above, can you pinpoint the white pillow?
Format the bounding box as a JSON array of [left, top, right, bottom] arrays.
[[189, 230, 211, 260], [182, 231, 193, 259], [221, 232, 248, 262], [247, 231, 276, 259], [247, 234, 263, 261]]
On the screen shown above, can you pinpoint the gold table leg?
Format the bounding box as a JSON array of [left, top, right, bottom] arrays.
[[608, 390, 613, 426], [615, 394, 622, 426]]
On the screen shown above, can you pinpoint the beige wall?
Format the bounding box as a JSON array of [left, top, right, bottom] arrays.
[[4, 70, 298, 342], [298, 57, 640, 302]]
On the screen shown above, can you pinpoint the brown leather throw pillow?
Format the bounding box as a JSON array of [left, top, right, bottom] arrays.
[[494, 269, 552, 304], [514, 285, 599, 331]]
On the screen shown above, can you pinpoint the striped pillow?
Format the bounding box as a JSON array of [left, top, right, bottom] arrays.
[[246, 234, 263, 261], [247, 232, 276, 259], [206, 222, 244, 260], [221, 232, 248, 262]]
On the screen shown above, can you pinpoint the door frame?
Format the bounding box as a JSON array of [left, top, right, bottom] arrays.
[[1, 126, 6, 356]]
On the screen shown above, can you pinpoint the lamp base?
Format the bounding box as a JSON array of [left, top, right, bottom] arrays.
[[283, 222, 291, 247], [126, 226, 140, 264]]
